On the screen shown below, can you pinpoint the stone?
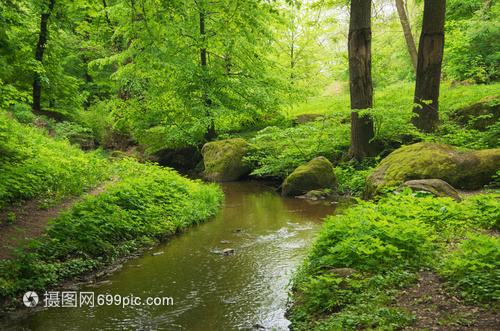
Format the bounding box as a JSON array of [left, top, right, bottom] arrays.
[[397, 179, 462, 202], [304, 190, 327, 200], [365, 142, 500, 198], [450, 96, 500, 131], [282, 156, 337, 197], [201, 138, 254, 181], [223, 248, 234, 255], [295, 114, 324, 125]]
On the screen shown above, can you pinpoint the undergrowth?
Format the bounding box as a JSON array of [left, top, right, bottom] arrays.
[[289, 190, 500, 330], [0, 158, 223, 302], [0, 111, 112, 210]]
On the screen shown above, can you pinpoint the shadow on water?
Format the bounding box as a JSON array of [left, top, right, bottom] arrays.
[[1, 181, 340, 331]]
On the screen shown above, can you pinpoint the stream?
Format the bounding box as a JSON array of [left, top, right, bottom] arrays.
[[1, 181, 340, 331]]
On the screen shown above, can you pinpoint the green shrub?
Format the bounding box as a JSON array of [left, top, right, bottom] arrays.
[[10, 103, 35, 124], [0, 159, 223, 298], [465, 194, 500, 230], [309, 195, 439, 273], [0, 112, 111, 209], [439, 233, 500, 302]]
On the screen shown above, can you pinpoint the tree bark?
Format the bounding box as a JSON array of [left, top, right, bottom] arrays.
[[200, 8, 216, 141], [347, 0, 376, 162], [411, 0, 446, 133], [32, 0, 56, 115], [482, 0, 493, 10], [395, 0, 418, 75]]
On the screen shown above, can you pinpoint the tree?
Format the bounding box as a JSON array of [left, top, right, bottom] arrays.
[[33, 0, 56, 116], [395, 0, 418, 74], [347, 0, 376, 161], [411, 0, 446, 133]]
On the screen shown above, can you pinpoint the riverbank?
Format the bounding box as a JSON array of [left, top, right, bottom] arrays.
[[286, 190, 500, 330], [0, 115, 224, 313]]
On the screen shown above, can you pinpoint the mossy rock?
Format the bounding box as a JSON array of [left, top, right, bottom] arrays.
[[450, 96, 500, 131], [397, 179, 462, 202], [295, 113, 324, 125], [304, 190, 327, 199], [282, 156, 338, 197], [365, 142, 500, 198], [201, 138, 253, 182]]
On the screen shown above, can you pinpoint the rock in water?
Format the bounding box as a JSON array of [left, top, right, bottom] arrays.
[[282, 157, 337, 197], [365, 142, 500, 198], [223, 248, 234, 255], [201, 138, 254, 181], [397, 179, 462, 202]]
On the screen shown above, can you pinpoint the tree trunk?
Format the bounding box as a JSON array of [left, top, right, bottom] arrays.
[[411, 0, 446, 133], [347, 0, 376, 162], [395, 0, 418, 75], [482, 0, 493, 10], [32, 0, 56, 115], [200, 8, 216, 141]]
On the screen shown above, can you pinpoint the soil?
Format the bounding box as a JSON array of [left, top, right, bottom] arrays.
[[391, 270, 500, 330], [0, 180, 116, 260]]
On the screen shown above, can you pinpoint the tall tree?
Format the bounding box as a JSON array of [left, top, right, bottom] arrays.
[[395, 0, 418, 74], [411, 0, 446, 133], [347, 0, 376, 161], [33, 0, 56, 115]]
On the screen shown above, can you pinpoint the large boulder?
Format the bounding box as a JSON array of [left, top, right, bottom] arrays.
[[397, 179, 462, 202], [282, 156, 337, 197], [201, 138, 253, 181], [450, 96, 500, 131], [365, 142, 500, 198]]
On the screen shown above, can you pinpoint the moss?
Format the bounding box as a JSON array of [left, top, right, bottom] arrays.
[[365, 142, 500, 198], [282, 156, 337, 196], [201, 138, 254, 181], [451, 96, 500, 131]]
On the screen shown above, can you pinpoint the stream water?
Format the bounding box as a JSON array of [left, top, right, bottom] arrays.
[[1, 181, 339, 331]]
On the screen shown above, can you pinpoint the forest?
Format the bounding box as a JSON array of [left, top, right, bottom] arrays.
[[0, 0, 499, 329]]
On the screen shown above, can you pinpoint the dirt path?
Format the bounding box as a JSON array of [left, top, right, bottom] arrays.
[[392, 270, 499, 330], [0, 181, 116, 260]]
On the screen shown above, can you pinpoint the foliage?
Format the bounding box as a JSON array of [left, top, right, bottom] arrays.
[[0, 112, 111, 210], [464, 194, 500, 230], [9, 102, 35, 124], [289, 190, 500, 328], [439, 233, 500, 302], [54, 121, 93, 145], [290, 269, 418, 330], [309, 192, 440, 273], [444, 3, 500, 83], [333, 159, 377, 196], [0, 158, 223, 298], [244, 118, 350, 178]]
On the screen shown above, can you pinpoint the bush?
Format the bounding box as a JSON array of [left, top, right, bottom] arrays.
[[309, 193, 439, 273], [439, 233, 500, 302], [10, 103, 35, 124], [0, 112, 111, 209], [0, 159, 223, 298]]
